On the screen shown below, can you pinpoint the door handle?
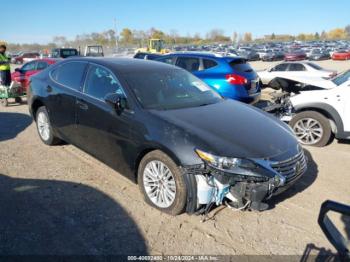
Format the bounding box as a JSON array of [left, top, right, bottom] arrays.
[[76, 100, 88, 110]]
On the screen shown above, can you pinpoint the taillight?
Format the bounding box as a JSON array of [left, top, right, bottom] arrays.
[[226, 74, 248, 85]]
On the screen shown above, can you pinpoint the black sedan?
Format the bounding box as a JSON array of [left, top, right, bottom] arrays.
[[133, 52, 162, 60], [308, 49, 330, 61], [261, 51, 285, 61], [28, 58, 307, 215]]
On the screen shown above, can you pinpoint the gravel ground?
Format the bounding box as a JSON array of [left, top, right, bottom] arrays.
[[0, 60, 349, 257]]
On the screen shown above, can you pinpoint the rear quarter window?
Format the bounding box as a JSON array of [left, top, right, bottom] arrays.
[[229, 59, 253, 73], [203, 59, 218, 70], [157, 56, 176, 65]]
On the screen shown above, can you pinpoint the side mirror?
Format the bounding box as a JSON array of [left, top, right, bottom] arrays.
[[15, 68, 21, 73], [318, 200, 350, 259], [104, 93, 127, 114]]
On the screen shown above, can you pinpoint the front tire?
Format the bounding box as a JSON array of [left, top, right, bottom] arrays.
[[290, 111, 332, 147], [36, 106, 62, 145], [138, 150, 187, 215], [15, 97, 22, 103]]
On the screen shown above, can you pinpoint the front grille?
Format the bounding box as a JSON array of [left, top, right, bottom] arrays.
[[270, 150, 307, 184]]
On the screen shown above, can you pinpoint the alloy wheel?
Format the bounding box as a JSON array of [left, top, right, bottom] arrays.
[[293, 118, 323, 145], [143, 160, 176, 208], [37, 112, 50, 141]]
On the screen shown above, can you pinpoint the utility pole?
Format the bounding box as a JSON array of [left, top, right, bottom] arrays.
[[114, 18, 119, 52]]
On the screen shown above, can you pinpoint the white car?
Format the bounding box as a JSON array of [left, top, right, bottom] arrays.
[[288, 70, 350, 147], [258, 62, 337, 86]]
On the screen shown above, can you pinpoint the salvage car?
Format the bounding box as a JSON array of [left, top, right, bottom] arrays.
[[11, 58, 58, 91], [156, 52, 261, 104], [11, 52, 40, 64], [28, 58, 307, 215], [258, 62, 337, 87], [261, 70, 350, 147]]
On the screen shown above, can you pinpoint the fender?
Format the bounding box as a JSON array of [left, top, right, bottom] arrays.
[[293, 102, 347, 139]]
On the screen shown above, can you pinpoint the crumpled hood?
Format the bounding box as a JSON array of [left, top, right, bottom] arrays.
[[276, 75, 336, 89], [150, 100, 298, 159]]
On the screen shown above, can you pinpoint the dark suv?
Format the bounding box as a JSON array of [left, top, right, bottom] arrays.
[[28, 58, 306, 215], [156, 52, 261, 104], [51, 48, 79, 59]]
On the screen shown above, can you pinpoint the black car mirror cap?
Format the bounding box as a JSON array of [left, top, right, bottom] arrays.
[[15, 68, 22, 73], [104, 93, 127, 114]]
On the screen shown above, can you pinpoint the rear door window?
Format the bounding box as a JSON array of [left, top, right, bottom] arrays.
[[288, 63, 306, 71], [52, 62, 87, 90], [203, 59, 218, 70], [176, 57, 200, 72], [272, 63, 289, 72], [84, 65, 124, 100], [229, 58, 253, 73]]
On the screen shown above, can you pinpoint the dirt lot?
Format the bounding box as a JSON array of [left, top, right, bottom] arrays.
[[0, 60, 350, 256]]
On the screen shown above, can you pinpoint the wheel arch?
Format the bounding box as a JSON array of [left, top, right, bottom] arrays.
[[294, 103, 344, 135], [133, 144, 183, 183], [30, 98, 46, 121]]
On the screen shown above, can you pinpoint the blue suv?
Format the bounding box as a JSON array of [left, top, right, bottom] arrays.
[[155, 52, 261, 103]]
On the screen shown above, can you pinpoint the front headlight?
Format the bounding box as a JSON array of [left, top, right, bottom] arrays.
[[195, 149, 257, 170]]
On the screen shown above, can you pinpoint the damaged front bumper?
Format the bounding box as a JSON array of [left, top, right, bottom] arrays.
[[183, 149, 307, 214]]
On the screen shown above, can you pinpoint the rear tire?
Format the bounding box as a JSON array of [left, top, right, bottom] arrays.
[[290, 111, 332, 147], [15, 97, 22, 103], [35, 106, 62, 145], [137, 150, 187, 215], [0, 98, 8, 107]]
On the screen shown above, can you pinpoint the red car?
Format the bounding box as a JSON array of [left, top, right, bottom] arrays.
[[284, 51, 307, 61], [332, 50, 350, 60], [11, 52, 40, 64], [11, 58, 58, 91]]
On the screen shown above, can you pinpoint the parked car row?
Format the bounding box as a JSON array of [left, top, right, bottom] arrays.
[[171, 40, 350, 62]]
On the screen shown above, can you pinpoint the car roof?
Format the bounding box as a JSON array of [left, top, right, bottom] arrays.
[[164, 51, 244, 60], [60, 57, 178, 74]]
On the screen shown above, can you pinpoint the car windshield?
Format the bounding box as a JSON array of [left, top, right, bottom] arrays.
[[332, 70, 350, 86], [123, 69, 222, 110]]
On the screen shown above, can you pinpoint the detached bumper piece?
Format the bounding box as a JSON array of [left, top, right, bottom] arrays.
[[184, 150, 307, 215]]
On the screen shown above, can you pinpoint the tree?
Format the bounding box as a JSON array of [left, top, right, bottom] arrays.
[[243, 32, 252, 42], [314, 32, 320, 40], [232, 32, 238, 44], [327, 28, 347, 39], [120, 28, 133, 45], [344, 25, 350, 37], [149, 28, 165, 39], [271, 33, 276, 40], [53, 36, 68, 47], [320, 30, 327, 40], [206, 29, 229, 42], [297, 33, 306, 41]]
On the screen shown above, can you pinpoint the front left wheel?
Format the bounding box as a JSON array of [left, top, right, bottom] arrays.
[[137, 150, 187, 215]]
